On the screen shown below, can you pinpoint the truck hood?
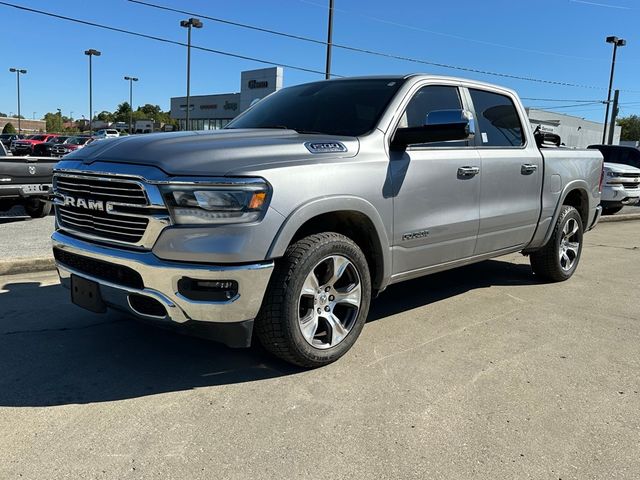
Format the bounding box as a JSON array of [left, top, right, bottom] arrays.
[[604, 162, 640, 174], [68, 129, 359, 176]]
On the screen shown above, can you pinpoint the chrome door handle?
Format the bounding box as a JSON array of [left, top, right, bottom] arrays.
[[521, 164, 538, 175], [457, 166, 480, 177]]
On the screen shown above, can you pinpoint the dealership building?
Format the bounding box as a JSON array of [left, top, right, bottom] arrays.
[[170, 67, 283, 130], [526, 108, 620, 148]]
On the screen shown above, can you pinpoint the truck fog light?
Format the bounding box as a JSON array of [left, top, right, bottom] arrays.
[[178, 278, 239, 301]]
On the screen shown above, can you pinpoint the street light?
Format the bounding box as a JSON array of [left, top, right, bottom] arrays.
[[602, 36, 626, 144], [124, 76, 139, 134], [180, 17, 203, 131], [9, 68, 27, 134], [84, 49, 101, 135], [57, 108, 62, 132]]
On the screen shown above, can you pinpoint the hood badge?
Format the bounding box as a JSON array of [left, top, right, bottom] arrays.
[[305, 142, 347, 154]]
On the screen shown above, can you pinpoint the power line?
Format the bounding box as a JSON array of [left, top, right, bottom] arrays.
[[521, 97, 604, 103], [528, 101, 605, 110], [297, 0, 609, 63], [0, 1, 334, 77], [128, 0, 614, 91]]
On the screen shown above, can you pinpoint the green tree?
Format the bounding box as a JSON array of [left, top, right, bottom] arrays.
[[44, 112, 63, 133], [2, 122, 16, 134], [97, 110, 114, 122], [617, 115, 640, 141], [0, 112, 8, 118]]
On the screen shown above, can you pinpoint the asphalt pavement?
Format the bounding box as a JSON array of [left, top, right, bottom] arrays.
[[0, 221, 638, 479], [0, 206, 55, 260]]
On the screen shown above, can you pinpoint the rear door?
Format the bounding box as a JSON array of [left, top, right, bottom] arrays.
[[390, 83, 481, 277], [467, 88, 543, 254]]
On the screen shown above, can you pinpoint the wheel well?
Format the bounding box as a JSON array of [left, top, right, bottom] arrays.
[[563, 189, 589, 227], [290, 211, 385, 290]]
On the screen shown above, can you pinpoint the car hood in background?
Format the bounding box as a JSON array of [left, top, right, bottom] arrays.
[[604, 162, 640, 174], [66, 129, 359, 176]]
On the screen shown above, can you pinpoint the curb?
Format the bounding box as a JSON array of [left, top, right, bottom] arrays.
[[600, 213, 640, 223], [0, 257, 56, 276]]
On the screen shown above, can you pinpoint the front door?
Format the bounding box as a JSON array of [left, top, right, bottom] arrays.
[[390, 85, 481, 277]]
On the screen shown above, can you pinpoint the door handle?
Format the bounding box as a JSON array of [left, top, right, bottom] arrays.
[[521, 164, 538, 175], [457, 166, 480, 177]]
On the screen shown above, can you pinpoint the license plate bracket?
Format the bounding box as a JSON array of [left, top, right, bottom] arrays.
[[71, 275, 107, 313]]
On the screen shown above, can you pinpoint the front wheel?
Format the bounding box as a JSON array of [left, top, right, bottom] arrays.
[[255, 233, 372, 368], [530, 205, 583, 282]]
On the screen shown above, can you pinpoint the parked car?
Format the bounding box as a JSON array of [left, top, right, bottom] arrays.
[[588, 145, 640, 214], [51, 74, 603, 367], [51, 136, 93, 157], [0, 154, 57, 217], [12, 134, 59, 156], [32, 136, 71, 157], [0, 133, 24, 150], [93, 129, 120, 139]]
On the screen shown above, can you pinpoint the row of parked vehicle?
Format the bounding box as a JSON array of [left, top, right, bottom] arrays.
[[0, 129, 120, 157]]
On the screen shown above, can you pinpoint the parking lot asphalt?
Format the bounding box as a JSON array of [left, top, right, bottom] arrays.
[[0, 206, 55, 260], [0, 221, 638, 479]]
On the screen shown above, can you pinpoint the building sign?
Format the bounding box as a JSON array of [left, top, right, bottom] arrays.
[[248, 79, 269, 89], [200, 104, 218, 110], [224, 101, 238, 111]]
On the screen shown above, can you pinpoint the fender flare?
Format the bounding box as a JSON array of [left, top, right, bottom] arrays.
[[267, 195, 392, 290], [538, 180, 591, 248]]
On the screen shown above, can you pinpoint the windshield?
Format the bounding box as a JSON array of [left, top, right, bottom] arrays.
[[590, 145, 640, 168], [68, 137, 90, 145], [31, 135, 46, 141], [226, 78, 405, 137]]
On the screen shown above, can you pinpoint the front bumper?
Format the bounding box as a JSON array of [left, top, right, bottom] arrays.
[[52, 231, 274, 346], [0, 183, 52, 199]]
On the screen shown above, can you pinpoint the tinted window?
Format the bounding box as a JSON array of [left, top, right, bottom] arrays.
[[227, 78, 405, 137], [470, 89, 524, 147], [590, 146, 640, 168], [403, 85, 462, 128]]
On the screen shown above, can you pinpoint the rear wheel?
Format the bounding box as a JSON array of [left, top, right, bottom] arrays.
[[530, 205, 583, 282], [256, 233, 371, 367], [24, 199, 51, 218]]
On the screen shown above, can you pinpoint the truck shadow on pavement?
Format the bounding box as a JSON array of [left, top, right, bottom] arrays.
[[0, 259, 538, 407]]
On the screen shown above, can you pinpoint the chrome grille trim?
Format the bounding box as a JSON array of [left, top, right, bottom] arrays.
[[53, 172, 171, 249]]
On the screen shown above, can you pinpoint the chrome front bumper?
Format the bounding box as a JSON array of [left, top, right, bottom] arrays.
[[52, 231, 274, 327]]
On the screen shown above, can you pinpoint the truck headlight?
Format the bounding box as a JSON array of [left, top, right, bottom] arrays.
[[606, 171, 618, 177], [161, 182, 269, 225]]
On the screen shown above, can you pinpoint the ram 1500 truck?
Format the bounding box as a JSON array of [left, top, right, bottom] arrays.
[[0, 155, 55, 217], [51, 75, 603, 367]]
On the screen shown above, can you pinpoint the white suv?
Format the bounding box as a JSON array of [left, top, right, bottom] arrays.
[[93, 129, 120, 139]]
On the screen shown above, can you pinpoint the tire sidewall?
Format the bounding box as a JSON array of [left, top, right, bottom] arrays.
[[552, 207, 584, 280], [282, 237, 371, 365]]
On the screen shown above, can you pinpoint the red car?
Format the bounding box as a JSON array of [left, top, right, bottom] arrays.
[[51, 136, 93, 157], [12, 133, 59, 156]]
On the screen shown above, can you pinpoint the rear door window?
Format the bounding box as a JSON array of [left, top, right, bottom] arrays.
[[469, 89, 524, 147]]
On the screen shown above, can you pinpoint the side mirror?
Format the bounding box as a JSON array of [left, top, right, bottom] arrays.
[[392, 109, 475, 149]]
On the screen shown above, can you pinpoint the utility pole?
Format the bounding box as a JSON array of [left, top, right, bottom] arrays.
[[180, 18, 203, 131], [9, 68, 27, 134], [602, 36, 626, 144], [607, 89, 620, 145], [325, 0, 334, 79], [84, 49, 101, 136]]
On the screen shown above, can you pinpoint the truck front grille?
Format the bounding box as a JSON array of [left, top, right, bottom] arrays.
[[53, 173, 163, 246]]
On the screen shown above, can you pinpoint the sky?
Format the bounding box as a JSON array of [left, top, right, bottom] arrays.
[[0, 0, 639, 123]]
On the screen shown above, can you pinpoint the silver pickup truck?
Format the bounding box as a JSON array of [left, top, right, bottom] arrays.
[[51, 75, 603, 367]]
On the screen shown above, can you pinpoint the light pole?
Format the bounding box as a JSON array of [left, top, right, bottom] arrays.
[[180, 17, 203, 131], [325, 0, 334, 79], [57, 108, 62, 132], [84, 49, 101, 135], [124, 76, 138, 134], [602, 36, 626, 144], [9, 68, 27, 134]]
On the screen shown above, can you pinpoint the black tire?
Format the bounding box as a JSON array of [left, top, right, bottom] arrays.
[[255, 233, 372, 368], [530, 205, 583, 282], [602, 206, 623, 215], [24, 199, 52, 218]]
